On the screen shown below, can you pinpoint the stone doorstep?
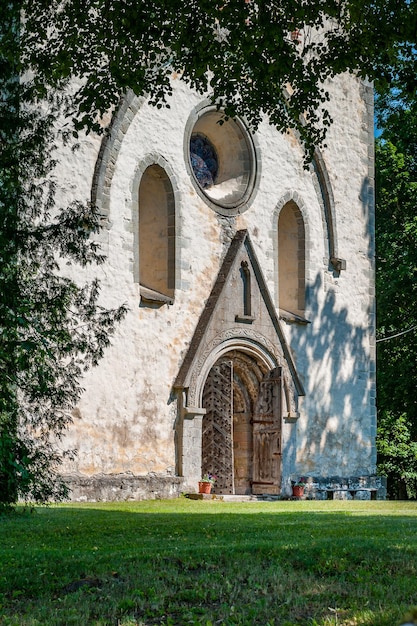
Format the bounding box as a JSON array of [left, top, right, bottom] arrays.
[[185, 493, 282, 502]]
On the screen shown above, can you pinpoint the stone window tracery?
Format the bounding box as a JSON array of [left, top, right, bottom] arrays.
[[190, 134, 218, 189]]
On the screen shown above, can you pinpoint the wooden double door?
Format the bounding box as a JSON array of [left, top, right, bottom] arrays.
[[202, 353, 282, 495]]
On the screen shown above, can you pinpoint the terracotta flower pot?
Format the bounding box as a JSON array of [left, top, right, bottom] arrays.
[[198, 482, 212, 494], [292, 485, 304, 497]]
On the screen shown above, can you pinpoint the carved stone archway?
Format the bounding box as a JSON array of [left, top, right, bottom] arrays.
[[201, 351, 283, 496]]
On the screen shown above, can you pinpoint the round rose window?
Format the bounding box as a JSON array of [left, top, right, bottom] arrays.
[[186, 106, 258, 215]]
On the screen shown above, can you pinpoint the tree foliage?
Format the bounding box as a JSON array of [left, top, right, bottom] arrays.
[[21, 0, 417, 158], [0, 4, 127, 507], [375, 55, 417, 499]]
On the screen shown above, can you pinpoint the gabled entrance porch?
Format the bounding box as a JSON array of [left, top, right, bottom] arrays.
[[173, 230, 304, 496]]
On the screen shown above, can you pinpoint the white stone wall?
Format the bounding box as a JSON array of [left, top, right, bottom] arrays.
[[55, 73, 376, 498]]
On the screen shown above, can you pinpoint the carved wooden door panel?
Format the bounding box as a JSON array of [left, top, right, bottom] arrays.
[[202, 360, 234, 494], [252, 368, 282, 495]]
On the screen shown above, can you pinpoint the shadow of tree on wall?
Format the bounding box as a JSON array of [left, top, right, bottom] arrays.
[[289, 270, 375, 476]]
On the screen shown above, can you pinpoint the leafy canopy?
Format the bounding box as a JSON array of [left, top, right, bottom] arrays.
[[0, 3, 127, 507], [375, 47, 417, 499], [21, 0, 417, 158]]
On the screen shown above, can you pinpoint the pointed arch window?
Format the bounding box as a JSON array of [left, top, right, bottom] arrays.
[[278, 201, 305, 315], [138, 164, 175, 305]]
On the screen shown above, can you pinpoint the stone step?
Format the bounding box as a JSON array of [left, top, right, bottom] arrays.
[[185, 493, 281, 502]]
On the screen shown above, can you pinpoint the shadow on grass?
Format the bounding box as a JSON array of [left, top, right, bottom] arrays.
[[1, 502, 417, 626]]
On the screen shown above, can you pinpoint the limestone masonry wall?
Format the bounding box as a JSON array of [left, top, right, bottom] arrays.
[[55, 73, 378, 501]]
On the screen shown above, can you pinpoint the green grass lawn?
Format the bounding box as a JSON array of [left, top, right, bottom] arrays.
[[1, 499, 417, 626]]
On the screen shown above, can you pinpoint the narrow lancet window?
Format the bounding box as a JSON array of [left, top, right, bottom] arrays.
[[235, 260, 254, 323], [278, 201, 305, 315], [241, 261, 251, 317], [138, 164, 175, 304]]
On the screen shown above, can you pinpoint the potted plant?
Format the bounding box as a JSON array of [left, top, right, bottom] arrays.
[[198, 473, 217, 494], [291, 478, 307, 497]]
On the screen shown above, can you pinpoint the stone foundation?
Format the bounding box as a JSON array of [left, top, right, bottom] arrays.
[[63, 473, 386, 502], [64, 473, 183, 502]]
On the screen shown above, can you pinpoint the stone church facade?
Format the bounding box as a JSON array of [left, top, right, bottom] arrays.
[[59, 74, 385, 500]]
